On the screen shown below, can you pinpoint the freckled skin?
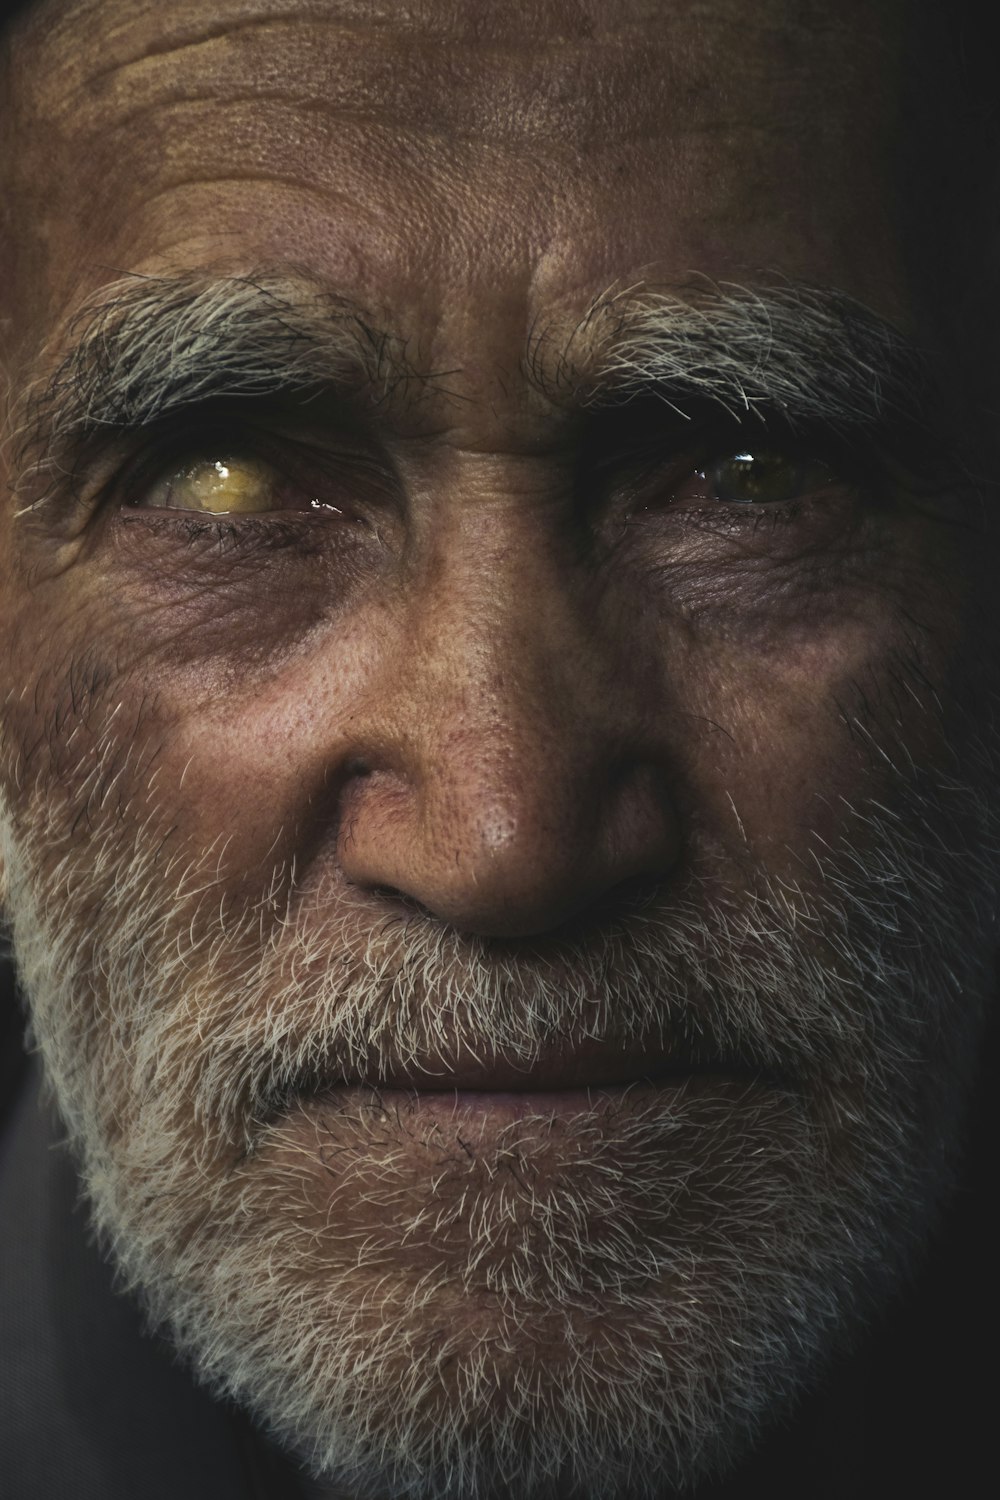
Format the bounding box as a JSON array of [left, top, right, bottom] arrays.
[[0, 1, 999, 1494]]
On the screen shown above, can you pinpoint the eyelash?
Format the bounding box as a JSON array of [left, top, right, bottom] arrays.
[[595, 424, 871, 522], [108, 414, 382, 549], [103, 405, 881, 564]]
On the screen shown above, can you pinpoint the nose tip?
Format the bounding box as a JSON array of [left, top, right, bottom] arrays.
[[338, 757, 681, 938]]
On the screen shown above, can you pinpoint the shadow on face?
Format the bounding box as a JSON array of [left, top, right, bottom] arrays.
[[0, 3, 998, 1498]]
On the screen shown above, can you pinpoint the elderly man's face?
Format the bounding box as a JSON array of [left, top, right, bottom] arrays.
[[0, 1, 996, 1496]]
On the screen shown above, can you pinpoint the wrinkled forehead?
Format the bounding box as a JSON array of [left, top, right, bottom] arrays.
[[0, 0, 954, 405]]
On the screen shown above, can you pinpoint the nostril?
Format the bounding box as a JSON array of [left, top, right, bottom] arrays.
[[366, 883, 440, 922], [334, 749, 681, 941]]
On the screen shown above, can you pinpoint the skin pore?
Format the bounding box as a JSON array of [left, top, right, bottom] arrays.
[[1, 2, 998, 1498]]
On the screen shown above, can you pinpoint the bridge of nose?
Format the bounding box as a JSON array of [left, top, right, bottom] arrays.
[[332, 474, 682, 935]]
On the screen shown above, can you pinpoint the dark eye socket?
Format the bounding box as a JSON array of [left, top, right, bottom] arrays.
[[109, 405, 396, 521], [577, 398, 861, 518]]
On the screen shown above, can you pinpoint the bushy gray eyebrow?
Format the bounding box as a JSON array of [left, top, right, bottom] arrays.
[[8, 270, 951, 516], [533, 280, 941, 438]]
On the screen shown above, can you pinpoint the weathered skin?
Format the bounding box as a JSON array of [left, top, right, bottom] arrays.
[[0, 0, 986, 930], [0, 2, 996, 1496]]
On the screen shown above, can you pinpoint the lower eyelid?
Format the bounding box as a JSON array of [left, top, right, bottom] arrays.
[[117, 509, 337, 561]]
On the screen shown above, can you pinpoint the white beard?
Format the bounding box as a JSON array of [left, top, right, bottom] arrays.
[[0, 752, 995, 1500]]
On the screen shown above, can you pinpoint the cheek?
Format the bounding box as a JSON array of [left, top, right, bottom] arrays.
[[0, 589, 136, 812], [612, 505, 975, 849], [657, 581, 969, 874], [0, 536, 381, 882]]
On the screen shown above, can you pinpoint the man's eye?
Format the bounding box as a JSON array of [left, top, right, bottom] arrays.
[[137, 454, 279, 514], [700, 450, 837, 505]]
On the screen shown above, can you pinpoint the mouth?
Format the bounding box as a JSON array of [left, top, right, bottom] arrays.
[[261, 1037, 786, 1128], [298, 1076, 777, 1131]]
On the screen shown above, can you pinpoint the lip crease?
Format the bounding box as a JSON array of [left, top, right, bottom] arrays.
[[369, 1057, 760, 1093], [266, 1036, 779, 1123], [301, 1077, 768, 1127]]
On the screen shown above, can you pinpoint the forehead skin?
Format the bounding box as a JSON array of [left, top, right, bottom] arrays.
[[1, 0, 918, 410]]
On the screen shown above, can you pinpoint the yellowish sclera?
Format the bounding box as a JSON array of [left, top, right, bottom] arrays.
[[170, 457, 275, 514]]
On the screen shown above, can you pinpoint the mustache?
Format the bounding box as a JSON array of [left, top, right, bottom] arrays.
[[187, 885, 869, 1148]]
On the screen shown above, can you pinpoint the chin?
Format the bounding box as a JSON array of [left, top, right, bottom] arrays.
[[94, 1072, 924, 1500]]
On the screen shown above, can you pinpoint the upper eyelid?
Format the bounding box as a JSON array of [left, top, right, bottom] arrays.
[[108, 411, 390, 495], [583, 411, 872, 478]]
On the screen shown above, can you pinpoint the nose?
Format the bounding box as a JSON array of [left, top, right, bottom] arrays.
[[335, 514, 682, 937]]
